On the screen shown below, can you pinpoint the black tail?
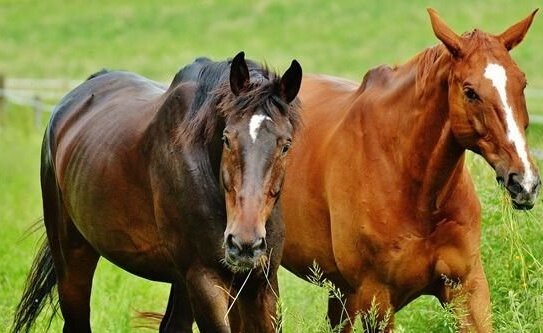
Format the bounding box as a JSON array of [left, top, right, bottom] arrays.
[[12, 239, 58, 333]]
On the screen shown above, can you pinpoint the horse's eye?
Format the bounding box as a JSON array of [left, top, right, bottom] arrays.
[[281, 143, 291, 155], [222, 135, 231, 149], [463, 87, 479, 101]]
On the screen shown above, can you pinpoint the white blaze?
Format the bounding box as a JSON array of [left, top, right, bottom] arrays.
[[249, 114, 271, 142], [483, 63, 536, 189]]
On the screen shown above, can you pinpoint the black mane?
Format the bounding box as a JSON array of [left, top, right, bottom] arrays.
[[174, 56, 301, 147]]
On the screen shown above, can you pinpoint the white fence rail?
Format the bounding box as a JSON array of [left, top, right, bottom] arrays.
[[0, 77, 82, 127], [0, 77, 81, 112]]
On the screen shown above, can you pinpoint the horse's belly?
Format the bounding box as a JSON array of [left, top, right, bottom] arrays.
[[71, 208, 175, 281], [99, 241, 175, 282]]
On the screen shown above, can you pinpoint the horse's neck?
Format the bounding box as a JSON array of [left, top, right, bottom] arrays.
[[411, 114, 466, 220], [403, 50, 467, 220], [143, 93, 186, 156], [143, 84, 222, 181], [352, 48, 466, 222], [143, 93, 225, 211]]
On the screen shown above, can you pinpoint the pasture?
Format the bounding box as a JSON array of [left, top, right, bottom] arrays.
[[1, 1, 542, 332]]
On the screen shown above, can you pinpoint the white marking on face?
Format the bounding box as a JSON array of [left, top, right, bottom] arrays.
[[484, 63, 536, 190], [249, 114, 272, 143]]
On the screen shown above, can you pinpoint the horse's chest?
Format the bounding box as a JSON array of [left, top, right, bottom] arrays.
[[359, 220, 474, 304], [373, 236, 434, 291]]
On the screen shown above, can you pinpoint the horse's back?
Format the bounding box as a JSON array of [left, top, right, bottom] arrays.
[[48, 72, 164, 164], [46, 72, 157, 189], [48, 71, 164, 142], [294, 74, 359, 149], [300, 74, 357, 106]]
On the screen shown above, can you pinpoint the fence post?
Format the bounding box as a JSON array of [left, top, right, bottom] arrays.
[[33, 95, 43, 128], [0, 75, 5, 125]]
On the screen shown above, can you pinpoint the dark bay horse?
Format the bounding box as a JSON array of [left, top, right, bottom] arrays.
[[280, 9, 540, 332], [13, 51, 302, 333]]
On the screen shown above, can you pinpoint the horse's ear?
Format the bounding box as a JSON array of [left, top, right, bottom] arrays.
[[427, 8, 463, 58], [230, 51, 250, 96], [498, 9, 538, 51], [279, 60, 302, 104]]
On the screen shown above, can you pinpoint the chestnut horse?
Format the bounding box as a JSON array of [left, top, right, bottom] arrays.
[[281, 9, 540, 332], [13, 52, 302, 333]]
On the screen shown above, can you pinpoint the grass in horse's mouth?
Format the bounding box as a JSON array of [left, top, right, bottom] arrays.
[[221, 255, 263, 274], [499, 188, 542, 288]]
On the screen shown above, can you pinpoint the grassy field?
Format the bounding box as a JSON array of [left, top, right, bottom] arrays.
[[1, 1, 543, 332]]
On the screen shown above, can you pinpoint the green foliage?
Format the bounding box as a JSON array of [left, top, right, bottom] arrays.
[[1, 1, 542, 89], [307, 261, 350, 332], [2, 1, 543, 332]]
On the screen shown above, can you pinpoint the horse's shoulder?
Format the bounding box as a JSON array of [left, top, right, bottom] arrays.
[[162, 81, 197, 112]]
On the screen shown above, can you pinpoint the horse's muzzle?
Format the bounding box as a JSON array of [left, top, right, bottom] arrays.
[[223, 234, 266, 272], [498, 173, 541, 210]]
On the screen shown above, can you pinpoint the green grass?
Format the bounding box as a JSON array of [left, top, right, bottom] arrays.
[[1, 1, 543, 332], [1, 0, 542, 84]]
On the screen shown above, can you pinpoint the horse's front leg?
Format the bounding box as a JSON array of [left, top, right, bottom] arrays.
[[439, 256, 492, 332], [159, 282, 194, 333], [235, 273, 281, 333], [354, 278, 395, 333], [327, 279, 395, 333], [185, 265, 231, 333], [327, 291, 365, 333]]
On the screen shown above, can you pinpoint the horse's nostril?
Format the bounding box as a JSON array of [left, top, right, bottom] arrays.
[[225, 234, 243, 252], [507, 173, 523, 194], [534, 179, 542, 193], [507, 173, 518, 185], [252, 237, 266, 251]]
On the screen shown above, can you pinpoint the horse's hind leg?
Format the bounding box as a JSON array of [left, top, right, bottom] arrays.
[[55, 226, 99, 333], [42, 174, 99, 332], [160, 282, 194, 333], [327, 293, 357, 333]]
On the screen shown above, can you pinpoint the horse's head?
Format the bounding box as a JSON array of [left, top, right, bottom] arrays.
[[429, 9, 540, 209], [220, 52, 302, 272]]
